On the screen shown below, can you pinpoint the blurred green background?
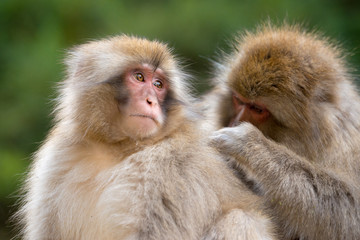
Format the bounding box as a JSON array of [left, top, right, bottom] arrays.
[[1, 0, 359, 238]]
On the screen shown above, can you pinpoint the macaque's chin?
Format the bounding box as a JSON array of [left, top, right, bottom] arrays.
[[123, 116, 161, 139]]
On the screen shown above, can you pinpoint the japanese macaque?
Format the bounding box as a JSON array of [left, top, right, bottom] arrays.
[[207, 24, 360, 239], [15, 36, 277, 240]]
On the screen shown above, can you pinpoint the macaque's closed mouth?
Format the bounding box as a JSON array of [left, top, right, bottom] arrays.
[[130, 114, 156, 122]]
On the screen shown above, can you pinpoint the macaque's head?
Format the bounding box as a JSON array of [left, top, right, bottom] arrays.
[[57, 36, 192, 142], [216, 24, 347, 140]]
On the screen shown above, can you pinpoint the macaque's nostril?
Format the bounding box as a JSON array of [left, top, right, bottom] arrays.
[[146, 98, 152, 105]]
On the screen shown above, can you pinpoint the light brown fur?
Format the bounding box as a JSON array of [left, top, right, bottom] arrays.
[[15, 35, 276, 239], [208, 24, 360, 239]]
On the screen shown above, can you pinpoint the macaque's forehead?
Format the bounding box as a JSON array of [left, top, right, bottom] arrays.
[[127, 63, 168, 78], [228, 51, 287, 97], [111, 36, 175, 71]]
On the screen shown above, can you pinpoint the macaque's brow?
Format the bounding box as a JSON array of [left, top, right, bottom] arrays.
[[151, 65, 158, 72], [142, 61, 159, 72]]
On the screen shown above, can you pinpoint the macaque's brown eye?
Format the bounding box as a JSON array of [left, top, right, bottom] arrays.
[[153, 80, 163, 89], [250, 104, 263, 114], [135, 73, 144, 82]]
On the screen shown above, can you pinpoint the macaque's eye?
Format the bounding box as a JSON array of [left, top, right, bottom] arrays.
[[135, 73, 144, 82], [153, 80, 163, 89], [250, 104, 264, 114]]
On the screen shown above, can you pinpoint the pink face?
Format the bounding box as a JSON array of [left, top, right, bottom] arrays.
[[229, 91, 270, 127], [121, 64, 168, 139]]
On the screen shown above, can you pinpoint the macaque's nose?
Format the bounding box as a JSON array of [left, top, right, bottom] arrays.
[[237, 107, 251, 122], [229, 106, 251, 127], [143, 85, 158, 107], [146, 98, 153, 105], [145, 93, 158, 106]]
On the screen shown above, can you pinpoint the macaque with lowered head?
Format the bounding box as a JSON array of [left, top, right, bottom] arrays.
[[15, 35, 277, 240], [206, 24, 360, 240]]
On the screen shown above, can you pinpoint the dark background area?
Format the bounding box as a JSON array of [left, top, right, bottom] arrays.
[[1, 0, 359, 238]]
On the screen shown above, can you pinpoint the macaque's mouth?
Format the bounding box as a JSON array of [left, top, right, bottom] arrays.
[[130, 114, 157, 123]]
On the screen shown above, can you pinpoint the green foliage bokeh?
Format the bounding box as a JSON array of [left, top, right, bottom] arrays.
[[1, 0, 359, 238]]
